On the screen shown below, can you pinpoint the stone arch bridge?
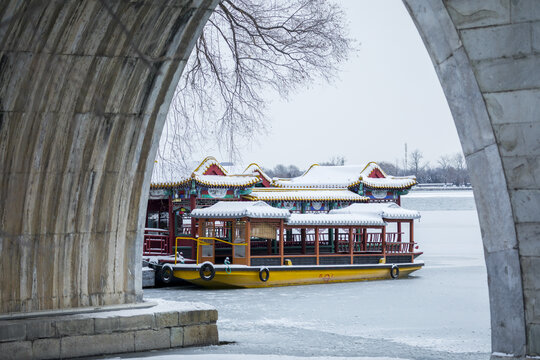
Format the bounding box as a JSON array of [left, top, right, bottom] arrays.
[[0, 0, 538, 358]]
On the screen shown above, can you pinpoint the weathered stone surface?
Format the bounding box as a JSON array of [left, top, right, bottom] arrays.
[[0, 322, 26, 342], [460, 23, 531, 61], [511, 0, 540, 22], [134, 328, 171, 352], [94, 316, 121, 334], [467, 145, 518, 253], [501, 156, 540, 189], [516, 223, 540, 257], [474, 55, 540, 92], [437, 48, 497, 156], [510, 190, 540, 223], [32, 338, 60, 360], [484, 89, 540, 125], [183, 324, 219, 347], [118, 314, 154, 331], [156, 311, 180, 328], [403, 0, 461, 65], [445, 0, 510, 29], [61, 332, 135, 358], [529, 323, 540, 355], [494, 123, 540, 157], [26, 319, 56, 340], [170, 326, 184, 348], [143, 267, 156, 288], [485, 250, 527, 356], [179, 309, 218, 326], [524, 289, 540, 324], [0, 0, 219, 315], [533, 22, 540, 53], [55, 317, 94, 337], [521, 257, 540, 290], [0, 341, 32, 360]]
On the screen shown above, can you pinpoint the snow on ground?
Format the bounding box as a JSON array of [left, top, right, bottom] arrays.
[[101, 191, 489, 360]]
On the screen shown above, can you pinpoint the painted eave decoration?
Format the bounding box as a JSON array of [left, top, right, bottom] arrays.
[[330, 203, 421, 220], [244, 188, 369, 202], [190, 201, 291, 219]]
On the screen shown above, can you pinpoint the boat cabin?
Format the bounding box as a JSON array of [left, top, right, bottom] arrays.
[[184, 201, 421, 267]]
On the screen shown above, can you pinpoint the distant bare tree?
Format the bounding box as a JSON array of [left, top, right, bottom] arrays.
[[320, 155, 346, 166], [409, 149, 424, 177], [157, 0, 353, 175], [264, 164, 304, 178]]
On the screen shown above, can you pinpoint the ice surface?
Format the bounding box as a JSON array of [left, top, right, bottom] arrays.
[[108, 191, 489, 360]]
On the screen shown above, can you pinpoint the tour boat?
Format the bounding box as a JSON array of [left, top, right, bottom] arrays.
[[165, 201, 423, 288]]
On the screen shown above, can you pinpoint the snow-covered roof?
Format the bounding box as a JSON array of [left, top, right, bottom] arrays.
[[244, 188, 368, 202], [192, 156, 228, 176], [272, 162, 417, 190], [330, 203, 421, 220], [272, 164, 365, 188], [190, 201, 291, 219], [286, 213, 385, 227], [193, 174, 259, 188], [243, 163, 272, 184]]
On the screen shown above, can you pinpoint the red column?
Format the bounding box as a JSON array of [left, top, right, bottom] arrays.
[[168, 195, 174, 255], [190, 195, 197, 237], [348, 227, 354, 264], [315, 227, 320, 265]]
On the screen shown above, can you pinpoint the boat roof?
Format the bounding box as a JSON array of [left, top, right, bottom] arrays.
[[272, 162, 417, 190], [330, 202, 421, 220], [243, 188, 369, 202], [286, 213, 386, 227], [190, 201, 291, 219]]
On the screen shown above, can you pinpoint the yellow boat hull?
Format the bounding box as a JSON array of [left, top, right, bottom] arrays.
[[172, 262, 423, 288]]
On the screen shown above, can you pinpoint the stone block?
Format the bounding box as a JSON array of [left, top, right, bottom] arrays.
[[521, 257, 540, 290], [494, 123, 540, 157], [94, 316, 121, 334], [533, 22, 540, 53], [0, 341, 32, 360], [26, 319, 56, 340], [55, 317, 94, 336], [61, 332, 134, 358], [134, 328, 171, 352], [179, 309, 218, 326], [118, 314, 154, 331], [466, 146, 518, 253], [445, 0, 510, 29], [0, 322, 26, 342], [32, 338, 60, 359], [501, 156, 538, 189], [437, 48, 497, 156], [516, 223, 540, 257], [142, 267, 155, 288], [461, 23, 531, 61], [524, 289, 540, 324], [403, 0, 461, 65], [474, 55, 540, 92], [484, 89, 540, 125], [170, 326, 184, 348], [155, 311, 180, 328], [528, 323, 540, 355], [510, 190, 540, 223], [183, 324, 219, 347], [484, 249, 527, 356], [511, 0, 540, 22]]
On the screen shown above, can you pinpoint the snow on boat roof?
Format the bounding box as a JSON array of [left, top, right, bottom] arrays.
[[194, 174, 259, 188], [286, 213, 385, 227], [330, 203, 421, 220], [272, 162, 417, 189], [243, 163, 272, 183], [191, 201, 291, 219], [244, 188, 369, 202]]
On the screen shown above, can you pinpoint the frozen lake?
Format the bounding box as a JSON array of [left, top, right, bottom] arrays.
[[111, 191, 491, 360]]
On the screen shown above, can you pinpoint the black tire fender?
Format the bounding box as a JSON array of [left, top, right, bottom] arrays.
[[259, 267, 270, 282], [199, 262, 216, 281], [390, 264, 399, 279]]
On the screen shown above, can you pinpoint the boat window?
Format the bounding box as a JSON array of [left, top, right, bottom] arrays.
[[202, 243, 213, 257]]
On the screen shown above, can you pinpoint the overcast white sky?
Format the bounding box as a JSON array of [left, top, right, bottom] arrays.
[[189, 0, 462, 171]]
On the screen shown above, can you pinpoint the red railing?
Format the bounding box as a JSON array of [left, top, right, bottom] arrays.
[[143, 228, 169, 256]]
